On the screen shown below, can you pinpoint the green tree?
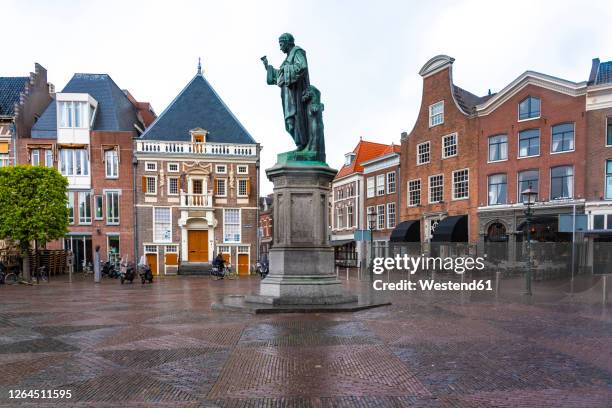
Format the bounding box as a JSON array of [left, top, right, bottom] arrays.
[[0, 165, 69, 279]]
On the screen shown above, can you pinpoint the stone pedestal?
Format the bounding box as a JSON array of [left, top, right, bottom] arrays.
[[246, 162, 357, 305]]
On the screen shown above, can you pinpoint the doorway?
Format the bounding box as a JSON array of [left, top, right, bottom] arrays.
[[64, 235, 92, 272], [187, 230, 209, 262]]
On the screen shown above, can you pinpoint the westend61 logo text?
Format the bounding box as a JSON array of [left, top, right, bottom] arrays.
[[372, 255, 493, 292]]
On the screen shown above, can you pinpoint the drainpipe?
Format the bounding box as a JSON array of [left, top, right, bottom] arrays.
[[132, 154, 138, 263], [11, 122, 17, 165], [256, 143, 261, 262]]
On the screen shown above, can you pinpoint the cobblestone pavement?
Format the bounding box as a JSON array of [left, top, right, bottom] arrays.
[[0, 274, 610, 407]]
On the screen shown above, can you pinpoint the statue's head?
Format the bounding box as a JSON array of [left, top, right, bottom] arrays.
[[278, 33, 295, 54]]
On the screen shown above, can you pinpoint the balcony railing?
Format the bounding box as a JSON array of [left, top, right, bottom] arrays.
[[136, 141, 257, 156], [180, 192, 212, 208]]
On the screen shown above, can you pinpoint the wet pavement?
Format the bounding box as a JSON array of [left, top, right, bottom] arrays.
[[0, 274, 610, 407]]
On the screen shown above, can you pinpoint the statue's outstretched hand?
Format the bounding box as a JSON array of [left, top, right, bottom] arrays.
[[261, 56, 269, 68]]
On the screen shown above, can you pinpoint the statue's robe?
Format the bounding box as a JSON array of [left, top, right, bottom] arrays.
[[266, 46, 310, 150], [306, 101, 325, 162]]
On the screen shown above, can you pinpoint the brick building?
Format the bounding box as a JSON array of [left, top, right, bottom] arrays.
[[399, 55, 488, 244], [585, 58, 612, 239], [23, 73, 152, 270], [362, 143, 400, 255], [134, 66, 260, 275], [331, 139, 392, 267], [476, 69, 588, 250], [0, 63, 53, 167], [259, 194, 273, 258]]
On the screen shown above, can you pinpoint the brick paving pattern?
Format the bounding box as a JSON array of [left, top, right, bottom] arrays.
[[0, 275, 610, 407]]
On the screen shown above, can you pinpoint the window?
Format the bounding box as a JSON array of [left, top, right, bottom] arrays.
[[408, 179, 421, 206], [216, 165, 227, 174], [168, 162, 179, 172], [108, 236, 120, 260], [216, 178, 227, 196], [344, 152, 356, 166], [44, 150, 53, 167], [59, 101, 88, 128], [417, 141, 430, 165], [238, 179, 249, 197], [442, 133, 458, 158], [518, 96, 540, 120], [347, 205, 353, 228], [366, 177, 375, 198], [59, 149, 89, 176], [336, 207, 345, 229], [145, 176, 157, 195], [607, 118, 612, 146], [387, 172, 396, 194], [518, 129, 540, 157], [165, 245, 178, 253], [377, 204, 385, 230], [106, 191, 120, 224], [429, 174, 443, 203], [551, 123, 575, 153], [168, 177, 179, 195], [237, 165, 248, 174], [593, 214, 605, 230], [429, 101, 444, 127], [145, 162, 157, 172], [224, 209, 241, 243], [376, 174, 385, 196], [31, 149, 40, 166], [366, 206, 375, 229], [154, 207, 171, 242], [67, 192, 74, 224], [488, 174, 507, 205], [452, 169, 469, 200], [518, 170, 539, 202], [78, 192, 92, 224], [550, 166, 574, 199], [387, 203, 396, 229], [488, 134, 508, 162], [105, 150, 118, 178], [94, 195, 103, 220], [605, 160, 612, 200]]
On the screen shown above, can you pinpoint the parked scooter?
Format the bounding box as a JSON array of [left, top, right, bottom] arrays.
[[101, 261, 120, 279], [119, 259, 136, 284], [138, 264, 154, 284]]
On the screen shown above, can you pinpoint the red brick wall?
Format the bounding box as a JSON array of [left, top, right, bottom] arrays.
[[400, 66, 480, 242], [478, 86, 587, 206], [585, 107, 612, 200]]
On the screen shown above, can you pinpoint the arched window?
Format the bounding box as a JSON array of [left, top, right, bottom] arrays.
[[487, 222, 508, 242]]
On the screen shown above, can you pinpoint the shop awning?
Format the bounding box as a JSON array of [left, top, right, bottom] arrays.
[[431, 215, 468, 242], [330, 239, 354, 247], [516, 216, 557, 231], [390, 220, 420, 242]]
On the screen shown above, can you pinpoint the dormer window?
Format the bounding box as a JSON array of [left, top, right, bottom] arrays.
[[59, 101, 93, 128], [190, 128, 208, 143], [519, 96, 540, 120], [344, 152, 356, 166]]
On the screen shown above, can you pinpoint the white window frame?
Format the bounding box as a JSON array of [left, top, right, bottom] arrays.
[[488, 134, 508, 163], [94, 195, 103, 220], [216, 164, 227, 174], [429, 101, 444, 127], [59, 148, 89, 176], [167, 162, 179, 172], [366, 206, 375, 229], [442, 133, 458, 159], [377, 204, 385, 230], [518, 96, 541, 122], [78, 191, 92, 224], [237, 165, 248, 174], [518, 129, 541, 159], [223, 208, 241, 243], [387, 202, 396, 229], [67, 192, 74, 224], [105, 149, 119, 179], [168, 177, 179, 196], [428, 174, 444, 204], [386, 171, 396, 194], [238, 178, 248, 197], [417, 141, 431, 165], [366, 177, 375, 198], [145, 176, 157, 195], [407, 179, 421, 207], [216, 178, 227, 197], [451, 169, 469, 200], [347, 205, 353, 228], [31, 149, 40, 166], [153, 207, 172, 243], [145, 161, 157, 172], [550, 165, 574, 200], [550, 122, 576, 155], [376, 174, 385, 196], [44, 149, 53, 167], [105, 189, 120, 225]]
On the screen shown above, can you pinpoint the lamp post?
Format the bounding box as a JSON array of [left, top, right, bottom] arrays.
[[521, 184, 538, 296], [367, 207, 377, 282]]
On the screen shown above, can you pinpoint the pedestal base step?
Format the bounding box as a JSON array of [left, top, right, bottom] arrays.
[[212, 295, 391, 314]]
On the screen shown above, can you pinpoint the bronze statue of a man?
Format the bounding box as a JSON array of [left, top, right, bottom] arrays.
[[262, 33, 310, 151]]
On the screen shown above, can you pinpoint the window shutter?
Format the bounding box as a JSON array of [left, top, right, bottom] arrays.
[[177, 177, 181, 192], [142, 176, 147, 193], [246, 179, 251, 196], [213, 178, 217, 195]]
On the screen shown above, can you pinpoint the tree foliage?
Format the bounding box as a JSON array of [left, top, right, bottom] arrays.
[[0, 165, 69, 249]]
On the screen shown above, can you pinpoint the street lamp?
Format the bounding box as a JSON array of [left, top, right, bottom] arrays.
[[521, 184, 538, 296], [367, 207, 377, 282]]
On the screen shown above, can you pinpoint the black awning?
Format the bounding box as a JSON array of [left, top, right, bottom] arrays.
[[390, 220, 420, 242], [330, 239, 354, 247], [431, 215, 468, 242], [517, 216, 558, 231]]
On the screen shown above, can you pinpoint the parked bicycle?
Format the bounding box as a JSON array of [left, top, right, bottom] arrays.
[[211, 264, 236, 280], [255, 259, 269, 279], [34, 265, 48, 284], [2, 264, 22, 284]]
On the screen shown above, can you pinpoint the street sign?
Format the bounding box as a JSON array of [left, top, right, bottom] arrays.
[[354, 230, 371, 241], [558, 214, 588, 233]]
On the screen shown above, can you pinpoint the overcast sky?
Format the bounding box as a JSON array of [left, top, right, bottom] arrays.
[[4, 0, 612, 193]]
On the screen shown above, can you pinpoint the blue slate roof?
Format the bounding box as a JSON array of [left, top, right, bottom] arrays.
[[0, 76, 28, 116], [596, 61, 612, 85], [140, 73, 255, 144], [32, 73, 140, 138]]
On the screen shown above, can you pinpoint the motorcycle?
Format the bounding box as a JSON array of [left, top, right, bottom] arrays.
[[138, 264, 153, 284], [255, 260, 269, 279], [120, 260, 136, 284], [101, 261, 119, 278]]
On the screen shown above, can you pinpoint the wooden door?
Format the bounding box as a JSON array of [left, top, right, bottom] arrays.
[[188, 230, 208, 262], [146, 253, 158, 275], [237, 253, 249, 275]]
